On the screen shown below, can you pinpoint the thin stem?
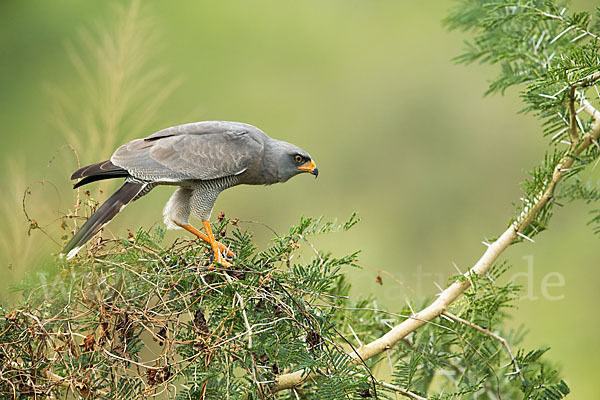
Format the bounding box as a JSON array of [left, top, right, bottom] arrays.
[[568, 87, 580, 142], [441, 311, 525, 384], [355, 373, 428, 400]]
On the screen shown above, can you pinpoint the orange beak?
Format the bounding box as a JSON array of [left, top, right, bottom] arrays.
[[298, 160, 318, 177]]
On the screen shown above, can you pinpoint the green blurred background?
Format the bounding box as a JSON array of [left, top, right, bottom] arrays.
[[1, 0, 598, 397]]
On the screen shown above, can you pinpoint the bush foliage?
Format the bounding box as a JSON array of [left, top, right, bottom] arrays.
[[0, 215, 570, 399]]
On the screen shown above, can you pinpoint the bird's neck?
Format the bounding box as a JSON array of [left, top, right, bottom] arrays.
[[259, 140, 283, 184]]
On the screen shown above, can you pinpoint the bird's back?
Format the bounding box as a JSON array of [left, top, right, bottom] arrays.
[[111, 121, 267, 183]]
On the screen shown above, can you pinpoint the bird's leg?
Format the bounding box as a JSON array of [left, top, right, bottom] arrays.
[[202, 220, 230, 266], [174, 222, 235, 258]]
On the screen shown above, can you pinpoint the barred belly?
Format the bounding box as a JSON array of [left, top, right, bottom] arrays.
[[163, 175, 239, 229]]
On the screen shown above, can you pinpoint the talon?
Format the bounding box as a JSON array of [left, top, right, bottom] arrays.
[[175, 221, 236, 262], [216, 241, 236, 258]]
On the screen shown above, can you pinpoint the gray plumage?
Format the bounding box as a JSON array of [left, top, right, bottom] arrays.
[[61, 121, 318, 259]]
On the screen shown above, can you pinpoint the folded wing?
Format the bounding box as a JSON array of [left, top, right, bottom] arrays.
[[111, 122, 265, 182]]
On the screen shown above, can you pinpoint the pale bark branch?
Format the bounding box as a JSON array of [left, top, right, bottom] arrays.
[[275, 97, 600, 391], [582, 98, 600, 120]]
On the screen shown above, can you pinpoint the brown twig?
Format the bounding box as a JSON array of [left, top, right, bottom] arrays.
[[568, 87, 580, 142]]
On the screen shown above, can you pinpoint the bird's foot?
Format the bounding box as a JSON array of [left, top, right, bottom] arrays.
[[214, 240, 236, 258], [176, 221, 236, 259], [202, 220, 235, 268], [206, 253, 233, 271], [210, 259, 232, 269]]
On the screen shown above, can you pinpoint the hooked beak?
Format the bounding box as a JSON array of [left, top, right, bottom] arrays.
[[298, 159, 319, 178]]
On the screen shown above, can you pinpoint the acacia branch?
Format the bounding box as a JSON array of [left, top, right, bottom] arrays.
[[275, 97, 600, 391], [568, 87, 580, 142], [573, 71, 600, 88], [538, 10, 600, 43], [441, 311, 524, 384]]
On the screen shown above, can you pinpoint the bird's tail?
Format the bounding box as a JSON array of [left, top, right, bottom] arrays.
[[61, 181, 145, 259], [71, 160, 129, 188]]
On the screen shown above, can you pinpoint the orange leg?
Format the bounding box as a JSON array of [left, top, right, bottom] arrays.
[[202, 221, 228, 266], [175, 222, 235, 260]]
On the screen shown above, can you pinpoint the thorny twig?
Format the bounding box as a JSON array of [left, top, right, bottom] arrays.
[[442, 311, 525, 384]]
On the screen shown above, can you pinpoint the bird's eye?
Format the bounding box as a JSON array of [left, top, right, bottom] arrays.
[[294, 155, 303, 163]]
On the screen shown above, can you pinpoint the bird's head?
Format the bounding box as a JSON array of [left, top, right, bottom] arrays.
[[268, 140, 318, 183]]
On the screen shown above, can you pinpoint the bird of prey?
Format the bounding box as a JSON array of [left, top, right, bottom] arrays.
[[61, 121, 318, 263]]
